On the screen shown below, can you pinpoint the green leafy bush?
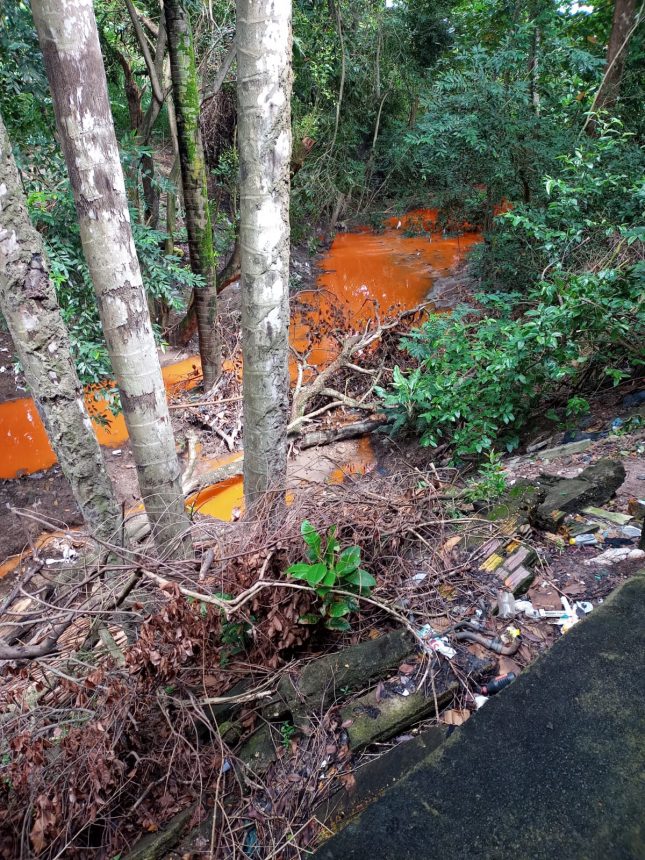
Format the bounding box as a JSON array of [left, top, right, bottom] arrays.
[[286, 520, 376, 632], [27, 180, 199, 386], [378, 125, 645, 458]]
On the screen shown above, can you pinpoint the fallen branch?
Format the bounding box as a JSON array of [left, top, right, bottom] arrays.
[[297, 417, 387, 449]]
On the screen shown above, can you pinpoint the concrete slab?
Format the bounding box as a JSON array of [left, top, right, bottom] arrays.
[[315, 570, 645, 860]]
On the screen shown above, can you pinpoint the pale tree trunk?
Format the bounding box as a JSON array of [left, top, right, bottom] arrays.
[[165, 0, 221, 391], [528, 26, 541, 115], [0, 111, 121, 544], [236, 0, 292, 512], [32, 0, 192, 557]]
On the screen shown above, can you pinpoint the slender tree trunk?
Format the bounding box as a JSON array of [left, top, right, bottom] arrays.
[[237, 0, 292, 512], [0, 112, 121, 544], [528, 26, 541, 114], [32, 0, 192, 557], [329, 0, 345, 153], [595, 0, 638, 113], [165, 0, 221, 391]]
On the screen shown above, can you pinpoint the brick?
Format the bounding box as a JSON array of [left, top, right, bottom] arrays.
[[504, 565, 535, 594], [501, 546, 536, 574]]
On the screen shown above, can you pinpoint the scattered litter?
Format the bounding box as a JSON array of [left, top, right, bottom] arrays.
[[514, 599, 541, 620], [556, 596, 593, 633], [582, 506, 633, 526], [585, 547, 645, 566], [418, 624, 457, 659], [610, 418, 624, 432], [473, 694, 488, 709], [111, 449, 122, 456], [496, 590, 515, 618], [571, 533, 598, 546], [622, 525, 642, 539], [222, 758, 232, 774], [479, 672, 517, 696]]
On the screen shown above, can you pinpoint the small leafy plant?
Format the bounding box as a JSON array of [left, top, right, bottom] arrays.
[[287, 521, 376, 632], [280, 722, 297, 750], [463, 450, 507, 504]]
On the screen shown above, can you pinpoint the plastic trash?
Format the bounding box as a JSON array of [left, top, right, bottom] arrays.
[[572, 533, 598, 546], [496, 590, 516, 618], [418, 624, 457, 659], [611, 417, 624, 432], [556, 596, 593, 633], [514, 599, 540, 620], [623, 525, 642, 539], [473, 694, 488, 709], [480, 672, 517, 696]]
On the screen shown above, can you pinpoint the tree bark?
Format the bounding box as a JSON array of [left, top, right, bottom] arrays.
[[165, 0, 221, 391], [237, 0, 292, 512], [594, 0, 638, 114], [32, 0, 192, 557], [528, 26, 541, 115], [0, 112, 121, 544]]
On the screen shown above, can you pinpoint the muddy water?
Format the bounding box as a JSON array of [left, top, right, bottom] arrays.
[[0, 213, 479, 518]]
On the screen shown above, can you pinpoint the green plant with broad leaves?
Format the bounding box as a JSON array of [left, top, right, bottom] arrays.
[[286, 520, 376, 632], [463, 450, 507, 504], [378, 123, 645, 459]]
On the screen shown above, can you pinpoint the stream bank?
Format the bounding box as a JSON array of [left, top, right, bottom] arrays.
[[0, 213, 480, 565]]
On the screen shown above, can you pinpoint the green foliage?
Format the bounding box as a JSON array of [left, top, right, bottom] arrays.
[[378, 125, 645, 459], [25, 166, 197, 386], [287, 520, 376, 632], [280, 722, 297, 750], [464, 451, 507, 504]]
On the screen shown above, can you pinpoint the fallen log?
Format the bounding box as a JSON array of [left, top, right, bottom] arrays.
[[296, 417, 387, 449]]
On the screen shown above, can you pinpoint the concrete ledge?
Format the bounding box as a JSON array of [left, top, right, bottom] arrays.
[[315, 570, 645, 860]]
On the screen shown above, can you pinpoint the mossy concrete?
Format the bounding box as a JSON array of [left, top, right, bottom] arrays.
[[534, 458, 626, 531], [315, 570, 645, 860]]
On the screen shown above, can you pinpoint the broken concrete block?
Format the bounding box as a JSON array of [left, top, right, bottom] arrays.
[[534, 459, 626, 532], [535, 440, 592, 460], [484, 482, 544, 528], [582, 507, 633, 526], [239, 724, 280, 777], [341, 655, 493, 751], [585, 548, 645, 566], [278, 629, 416, 720]]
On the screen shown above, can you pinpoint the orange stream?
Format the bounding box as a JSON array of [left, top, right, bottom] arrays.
[[0, 212, 479, 526]]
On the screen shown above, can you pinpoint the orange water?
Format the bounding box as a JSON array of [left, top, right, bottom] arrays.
[[0, 357, 203, 479], [0, 213, 479, 482], [289, 219, 480, 371], [184, 436, 378, 521]]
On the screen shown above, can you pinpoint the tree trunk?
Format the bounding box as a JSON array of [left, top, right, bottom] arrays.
[[165, 0, 221, 391], [0, 111, 121, 544], [237, 0, 292, 512], [32, 0, 192, 557], [584, 0, 639, 135], [528, 26, 541, 115], [595, 0, 638, 113]]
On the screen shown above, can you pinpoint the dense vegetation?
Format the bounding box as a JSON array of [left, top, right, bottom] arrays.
[[1, 0, 644, 449]]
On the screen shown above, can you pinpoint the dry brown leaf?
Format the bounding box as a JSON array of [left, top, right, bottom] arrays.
[[442, 708, 471, 726]]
